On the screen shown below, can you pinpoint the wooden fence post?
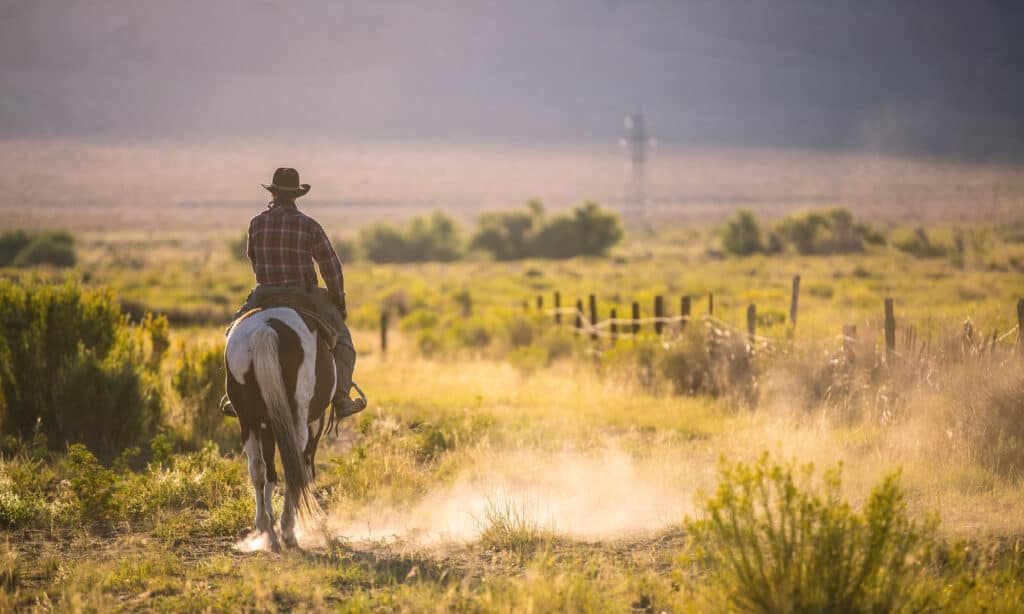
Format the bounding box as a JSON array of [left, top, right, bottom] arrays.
[[554, 291, 562, 325], [575, 299, 584, 331], [884, 298, 896, 362], [654, 295, 665, 335], [632, 302, 640, 338], [680, 295, 691, 331], [790, 275, 801, 328], [747, 304, 756, 346], [610, 308, 618, 344], [589, 294, 598, 341], [380, 309, 388, 354], [1017, 298, 1024, 355], [708, 293, 714, 316]]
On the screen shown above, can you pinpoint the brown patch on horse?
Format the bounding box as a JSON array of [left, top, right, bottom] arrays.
[[266, 318, 303, 415]]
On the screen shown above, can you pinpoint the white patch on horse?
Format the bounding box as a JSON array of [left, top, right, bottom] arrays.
[[226, 308, 320, 429]]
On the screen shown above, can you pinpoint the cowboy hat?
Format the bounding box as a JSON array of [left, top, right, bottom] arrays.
[[262, 167, 311, 198]]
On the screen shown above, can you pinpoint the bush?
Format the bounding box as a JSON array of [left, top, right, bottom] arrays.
[[774, 208, 866, 255], [66, 444, 120, 522], [470, 200, 623, 261], [527, 202, 622, 259], [0, 468, 41, 529], [360, 211, 462, 263], [228, 231, 248, 262], [893, 228, 948, 258], [0, 280, 162, 458], [172, 343, 232, 447], [686, 454, 937, 613], [0, 230, 76, 268], [0, 232, 31, 266], [470, 204, 538, 261], [721, 209, 765, 256], [332, 236, 360, 262]]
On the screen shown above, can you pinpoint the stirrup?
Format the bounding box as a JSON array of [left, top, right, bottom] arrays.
[[332, 395, 366, 420], [219, 394, 237, 418], [325, 382, 368, 436]]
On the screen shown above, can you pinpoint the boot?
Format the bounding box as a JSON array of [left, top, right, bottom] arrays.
[[331, 340, 364, 418], [333, 394, 366, 419]]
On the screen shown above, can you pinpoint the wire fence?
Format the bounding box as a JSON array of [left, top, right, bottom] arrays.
[[529, 295, 1024, 362]]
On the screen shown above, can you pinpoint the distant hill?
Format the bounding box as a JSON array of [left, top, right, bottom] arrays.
[[1, 0, 1022, 159]]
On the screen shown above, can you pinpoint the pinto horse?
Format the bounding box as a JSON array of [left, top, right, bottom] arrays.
[[224, 307, 359, 550]]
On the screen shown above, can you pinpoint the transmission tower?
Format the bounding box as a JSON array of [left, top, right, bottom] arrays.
[[620, 112, 655, 228]]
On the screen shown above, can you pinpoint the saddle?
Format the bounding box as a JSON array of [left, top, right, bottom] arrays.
[[231, 305, 337, 427], [250, 292, 339, 348]]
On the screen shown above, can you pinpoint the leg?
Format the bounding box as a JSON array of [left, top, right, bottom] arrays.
[[244, 429, 280, 551], [261, 425, 278, 527], [331, 324, 365, 417], [332, 327, 356, 400]]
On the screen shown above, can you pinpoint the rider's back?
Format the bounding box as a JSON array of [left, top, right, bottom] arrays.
[[247, 203, 343, 297]]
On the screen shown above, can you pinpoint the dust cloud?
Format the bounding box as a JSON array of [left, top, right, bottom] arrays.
[[325, 447, 706, 546]]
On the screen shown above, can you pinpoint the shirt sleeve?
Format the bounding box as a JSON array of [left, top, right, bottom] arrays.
[[311, 223, 345, 299], [246, 220, 256, 264]]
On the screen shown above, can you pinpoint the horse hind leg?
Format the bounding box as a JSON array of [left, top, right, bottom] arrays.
[[280, 420, 309, 549], [245, 429, 280, 552], [261, 425, 278, 528]]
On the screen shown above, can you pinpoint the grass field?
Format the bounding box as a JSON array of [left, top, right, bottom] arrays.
[[3, 143, 1024, 612]]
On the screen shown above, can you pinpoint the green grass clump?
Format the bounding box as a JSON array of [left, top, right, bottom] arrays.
[[0, 472, 40, 529], [686, 453, 939, 613]]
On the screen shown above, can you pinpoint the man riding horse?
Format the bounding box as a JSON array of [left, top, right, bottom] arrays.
[[219, 167, 367, 550], [222, 167, 365, 420]]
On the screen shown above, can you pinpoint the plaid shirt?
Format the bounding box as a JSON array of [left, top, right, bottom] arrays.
[[247, 203, 344, 300]]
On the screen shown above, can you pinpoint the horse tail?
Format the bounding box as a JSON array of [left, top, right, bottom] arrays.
[[250, 325, 321, 524]]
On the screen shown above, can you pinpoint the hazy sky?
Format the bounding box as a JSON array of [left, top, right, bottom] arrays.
[[2, 0, 1022, 157]]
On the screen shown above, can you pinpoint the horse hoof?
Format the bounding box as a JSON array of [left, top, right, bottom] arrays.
[[283, 536, 299, 549]]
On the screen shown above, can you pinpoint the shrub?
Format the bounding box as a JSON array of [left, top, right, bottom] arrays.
[[686, 454, 938, 613], [360, 211, 462, 263], [721, 209, 764, 256], [66, 444, 120, 522], [0, 232, 31, 266], [171, 343, 232, 447], [470, 200, 623, 261], [0, 280, 163, 458], [0, 468, 41, 528], [893, 228, 948, 258], [527, 202, 622, 259], [656, 328, 713, 395], [774, 208, 866, 255], [0, 230, 76, 268], [332, 236, 360, 262], [228, 231, 248, 262], [470, 202, 541, 260]]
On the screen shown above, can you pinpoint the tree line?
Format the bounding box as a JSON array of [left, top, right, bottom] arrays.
[[232, 200, 624, 264]]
